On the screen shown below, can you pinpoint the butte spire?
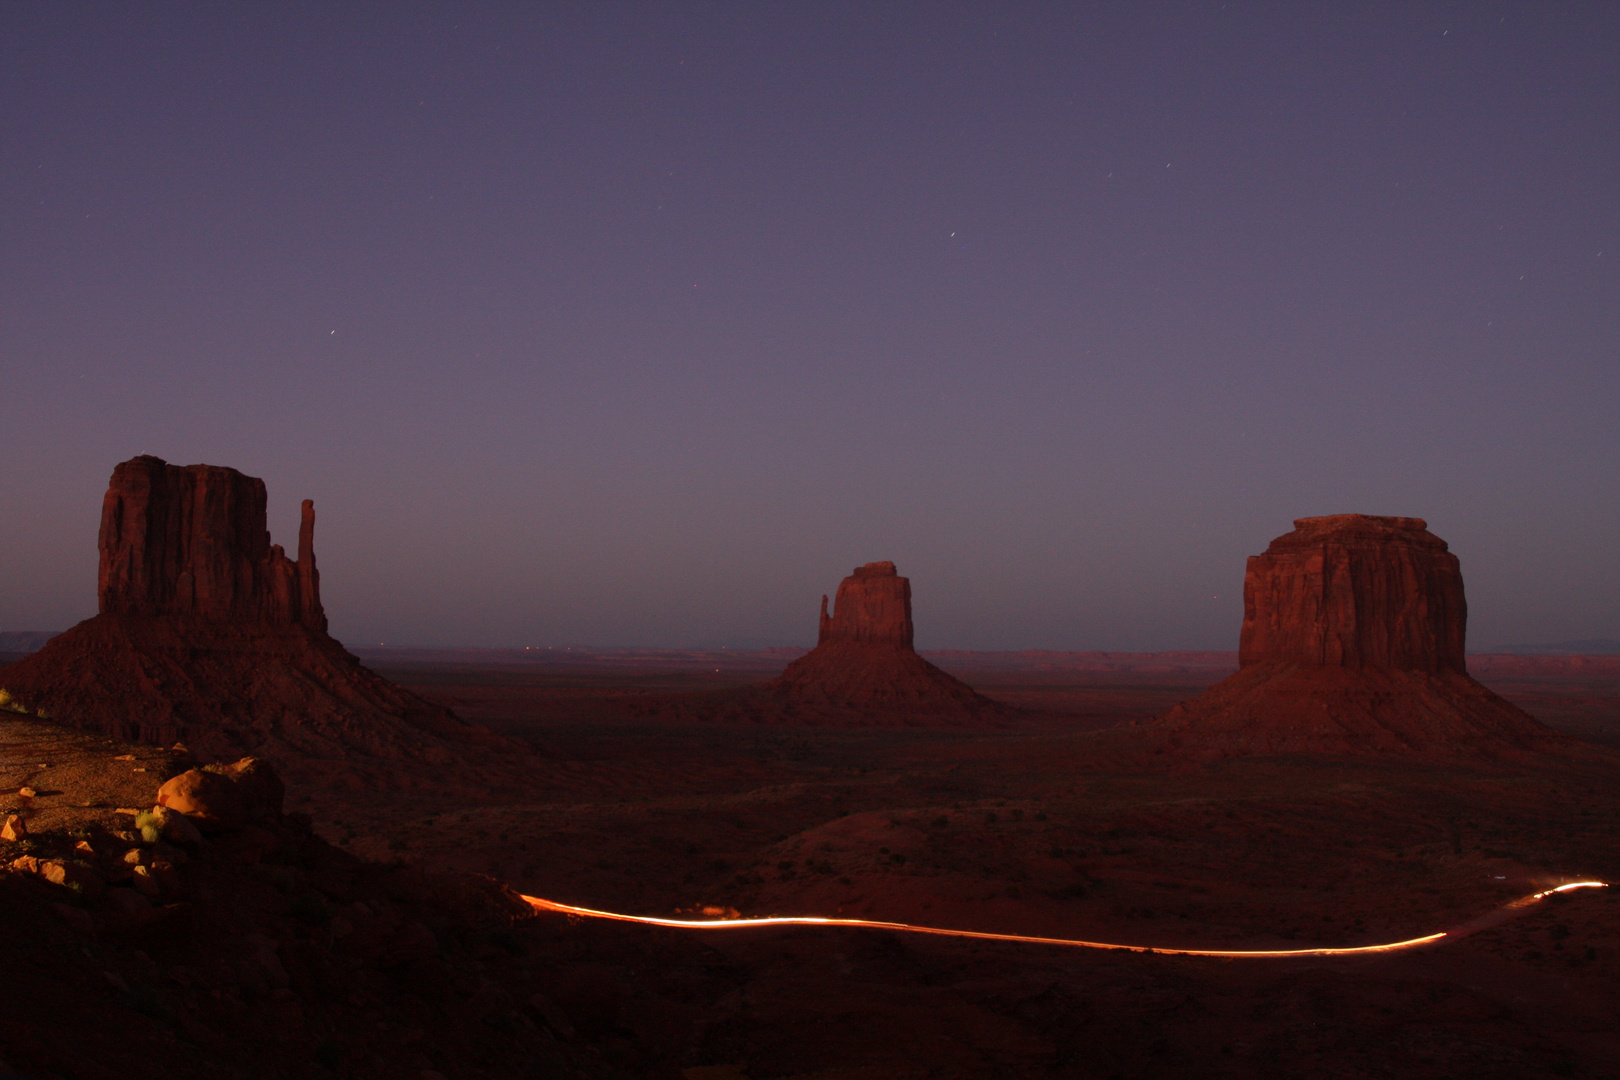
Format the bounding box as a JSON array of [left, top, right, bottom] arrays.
[[1148, 514, 1560, 756], [1, 456, 502, 776], [96, 456, 327, 628], [767, 561, 1007, 723]]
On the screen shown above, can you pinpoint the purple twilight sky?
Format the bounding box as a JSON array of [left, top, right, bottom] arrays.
[[2, 2, 1617, 651]]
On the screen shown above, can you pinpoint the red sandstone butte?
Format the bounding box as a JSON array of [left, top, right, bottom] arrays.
[[1150, 514, 1561, 757], [0, 456, 503, 776], [817, 561, 915, 647], [98, 456, 326, 628], [769, 562, 1007, 723]]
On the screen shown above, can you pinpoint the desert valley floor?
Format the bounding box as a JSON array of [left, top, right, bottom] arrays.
[[301, 650, 1620, 1078], [2, 647, 1618, 1079]]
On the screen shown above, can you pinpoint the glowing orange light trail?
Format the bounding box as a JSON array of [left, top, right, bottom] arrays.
[[520, 881, 1606, 959]]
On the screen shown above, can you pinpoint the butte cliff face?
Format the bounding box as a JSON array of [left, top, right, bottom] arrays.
[[817, 561, 914, 648], [1237, 514, 1466, 673], [98, 456, 326, 628], [769, 562, 1007, 724], [1, 457, 503, 781], [1151, 515, 1559, 757]]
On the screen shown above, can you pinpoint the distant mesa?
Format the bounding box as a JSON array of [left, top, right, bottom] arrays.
[[0, 456, 503, 777], [766, 561, 1008, 724], [1148, 514, 1562, 757], [0, 631, 61, 655], [1480, 638, 1620, 656]]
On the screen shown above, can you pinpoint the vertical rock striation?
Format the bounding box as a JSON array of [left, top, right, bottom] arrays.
[[1, 456, 504, 779], [817, 561, 914, 647], [1237, 515, 1464, 672], [1150, 515, 1559, 757], [97, 455, 326, 629], [769, 562, 1007, 724]]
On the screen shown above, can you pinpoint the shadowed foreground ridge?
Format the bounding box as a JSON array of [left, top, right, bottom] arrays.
[[0, 456, 501, 777], [1150, 514, 1563, 757], [766, 561, 1009, 724]]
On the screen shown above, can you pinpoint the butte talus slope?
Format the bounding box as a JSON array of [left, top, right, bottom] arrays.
[[0, 456, 507, 784], [763, 561, 1009, 724], [1149, 514, 1563, 757]]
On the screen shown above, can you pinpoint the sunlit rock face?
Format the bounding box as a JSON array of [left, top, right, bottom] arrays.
[[99, 455, 325, 629], [1149, 515, 1560, 758], [770, 562, 1006, 724], [1238, 515, 1465, 672], [2, 457, 497, 773]]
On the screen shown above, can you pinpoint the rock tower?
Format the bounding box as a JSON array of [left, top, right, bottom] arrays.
[[0, 457, 502, 774], [817, 561, 913, 647], [1150, 515, 1558, 756], [1237, 514, 1466, 672], [98, 456, 326, 627], [768, 562, 1006, 723]]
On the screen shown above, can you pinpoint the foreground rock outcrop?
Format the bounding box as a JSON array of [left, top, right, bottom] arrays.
[[0, 713, 628, 1080], [766, 562, 1008, 724], [1149, 515, 1561, 757], [0, 457, 505, 781]]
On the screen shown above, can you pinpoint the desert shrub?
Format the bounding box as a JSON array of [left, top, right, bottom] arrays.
[[0, 689, 37, 714], [134, 810, 165, 845]]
